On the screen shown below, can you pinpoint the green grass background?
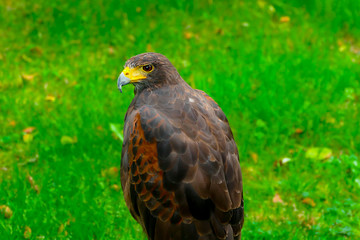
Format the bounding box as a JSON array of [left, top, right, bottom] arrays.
[[1, 0, 359, 239]]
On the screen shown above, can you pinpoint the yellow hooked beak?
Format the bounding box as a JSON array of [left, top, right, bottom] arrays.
[[122, 67, 147, 82], [117, 67, 147, 93]]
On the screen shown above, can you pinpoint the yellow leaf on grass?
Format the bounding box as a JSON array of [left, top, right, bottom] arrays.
[[272, 193, 284, 204], [339, 45, 347, 52], [102, 167, 119, 178], [146, 44, 154, 52], [0, 205, 13, 219], [27, 175, 35, 186], [302, 197, 316, 207], [45, 95, 56, 102], [21, 55, 33, 63], [295, 128, 304, 134], [67, 217, 76, 225], [58, 223, 65, 234], [305, 147, 332, 160], [30, 46, 43, 55], [108, 167, 119, 178], [250, 152, 258, 163], [108, 46, 115, 55], [325, 116, 336, 124], [103, 74, 113, 80], [69, 81, 78, 87], [61, 136, 77, 145], [111, 184, 121, 191], [23, 126, 36, 133], [24, 226, 32, 239], [280, 16, 290, 23], [184, 32, 193, 40], [23, 134, 33, 143], [27, 175, 40, 193], [257, 0, 266, 8], [21, 74, 36, 81]]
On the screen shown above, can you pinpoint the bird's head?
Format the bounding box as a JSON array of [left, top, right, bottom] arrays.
[[117, 52, 181, 93]]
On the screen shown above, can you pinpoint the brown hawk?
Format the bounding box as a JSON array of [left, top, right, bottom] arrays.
[[118, 52, 244, 240]]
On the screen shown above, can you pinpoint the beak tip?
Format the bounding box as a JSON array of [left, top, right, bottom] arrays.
[[117, 72, 130, 93]]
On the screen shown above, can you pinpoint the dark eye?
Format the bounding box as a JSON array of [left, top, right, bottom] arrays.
[[142, 64, 153, 72]]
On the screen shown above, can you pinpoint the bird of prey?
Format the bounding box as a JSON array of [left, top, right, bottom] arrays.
[[118, 52, 244, 240]]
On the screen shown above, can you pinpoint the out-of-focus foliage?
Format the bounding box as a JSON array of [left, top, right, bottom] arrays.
[[0, 0, 359, 239]]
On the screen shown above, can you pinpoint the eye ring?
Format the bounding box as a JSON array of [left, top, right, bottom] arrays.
[[142, 64, 153, 72]]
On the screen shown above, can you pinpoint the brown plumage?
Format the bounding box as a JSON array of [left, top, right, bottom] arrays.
[[118, 53, 244, 240]]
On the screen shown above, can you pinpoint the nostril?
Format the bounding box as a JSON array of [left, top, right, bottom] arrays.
[[125, 72, 129, 76]]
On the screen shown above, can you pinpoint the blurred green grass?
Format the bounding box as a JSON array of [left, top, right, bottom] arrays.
[[1, 0, 359, 239]]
